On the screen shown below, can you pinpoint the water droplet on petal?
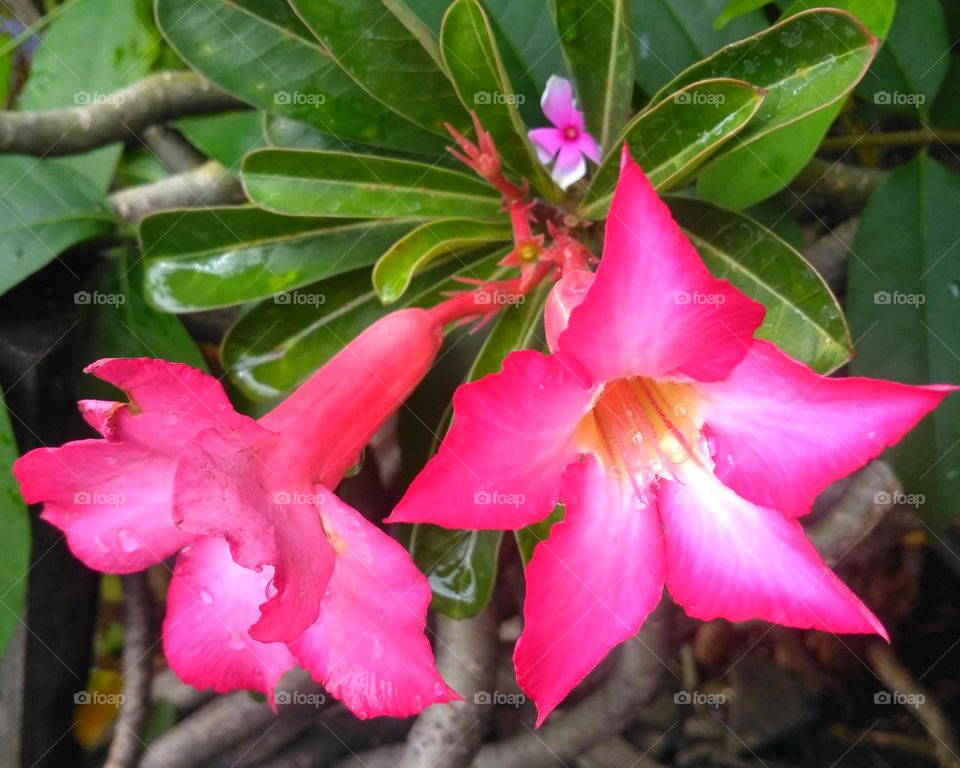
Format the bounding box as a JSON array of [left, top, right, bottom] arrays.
[[117, 528, 139, 552], [697, 433, 716, 458], [264, 579, 278, 600], [229, 633, 245, 650], [648, 458, 663, 474], [674, 403, 687, 417], [630, 431, 644, 445], [199, 588, 214, 605], [371, 637, 384, 660]]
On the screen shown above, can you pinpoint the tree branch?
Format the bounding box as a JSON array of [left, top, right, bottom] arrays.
[[0, 71, 243, 156], [108, 161, 242, 222]]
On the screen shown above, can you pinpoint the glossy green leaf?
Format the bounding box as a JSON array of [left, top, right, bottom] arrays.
[[141, 209, 419, 311], [650, 10, 878, 152], [0, 391, 30, 660], [440, 0, 557, 197], [0, 156, 115, 296], [846, 154, 960, 532], [222, 251, 507, 399], [856, 0, 948, 120], [289, 0, 465, 135], [667, 197, 852, 373], [242, 149, 503, 218], [515, 505, 564, 566], [155, 0, 444, 154], [631, 0, 767, 95], [374, 219, 513, 303], [582, 79, 764, 218], [176, 111, 266, 170], [553, 0, 634, 150], [931, 56, 960, 129], [413, 281, 550, 617], [20, 0, 157, 190], [482, 0, 566, 91], [714, 0, 771, 30], [698, 0, 894, 208]]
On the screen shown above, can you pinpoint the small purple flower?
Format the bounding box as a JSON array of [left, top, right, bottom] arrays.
[[528, 76, 601, 190]]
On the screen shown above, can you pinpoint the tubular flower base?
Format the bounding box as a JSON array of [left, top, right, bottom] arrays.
[[387, 151, 956, 725], [14, 310, 459, 719]]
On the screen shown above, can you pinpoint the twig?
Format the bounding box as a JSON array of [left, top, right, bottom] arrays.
[[821, 128, 960, 152], [108, 160, 242, 222], [471, 602, 672, 768], [803, 217, 860, 294], [397, 603, 499, 768], [140, 125, 206, 175], [104, 573, 153, 768], [0, 71, 242, 156], [866, 642, 960, 768], [333, 744, 407, 768]]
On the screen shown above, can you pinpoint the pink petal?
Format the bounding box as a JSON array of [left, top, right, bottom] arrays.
[[386, 350, 594, 530], [528, 127, 565, 164], [699, 341, 956, 518], [577, 131, 601, 164], [550, 142, 588, 190], [173, 426, 336, 644], [557, 149, 765, 383], [515, 457, 664, 725], [289, 487, 458, 719], [541, 75, 575, 128], [544, 269, 595, 353], [163, 537, 297, 696], [659, 464, 887, 638], [84, 358, 252, 451], [14, 440, 192, 573], [258, 309, 442, 489]]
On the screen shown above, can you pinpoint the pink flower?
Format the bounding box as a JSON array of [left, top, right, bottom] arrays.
[[14, 309, 459, 719], [528, 75, 601, 190], [387, 151, 956, 724]]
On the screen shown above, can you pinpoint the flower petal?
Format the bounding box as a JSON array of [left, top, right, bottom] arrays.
[[551, 142, 588, 190], [163, 537, 297, 696], [541, 75, 575, 127], [173, 426, 335, 644], [289, 487, 458, 719], [660, 464, 886, 638], [528, 127, 565, 164], [515, 456, 665, 725], [577, 131, 601, 164], [558, 149, 765, 383], [14, 440, 192, 572], [699, 341, 956, 518], [387, 350, 594, 530]]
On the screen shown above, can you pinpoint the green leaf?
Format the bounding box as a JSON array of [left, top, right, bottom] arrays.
[[931, 56, 960, 129], [289, 0, 465, 135], [667, 196, 852, 373], [373, 218, 513, 303], [846, 154, 960, 532], [19, 0, 158, 190], [155, 0, 444, 154], [86, 252, 207, 369], [714, 0, 771, 30], [0, 156, 115, 296], [482, 0, 566, 90], [440, 0, 557, 197], [413, 280, 550, 617], [855, 0, 948, 120], [515, 505, 564, 566], [698, 0, 894, 209], [141, 208, 419, 311], [0, 391, 30, 660], [650, 10, 879, 152], [582, 79, 764, 218], [242, 149, 503, 218], [631, 0, 767, 95], [553, 0, 634, 150], [176, 111, 266, 170], [222, 251, 508, 399]]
